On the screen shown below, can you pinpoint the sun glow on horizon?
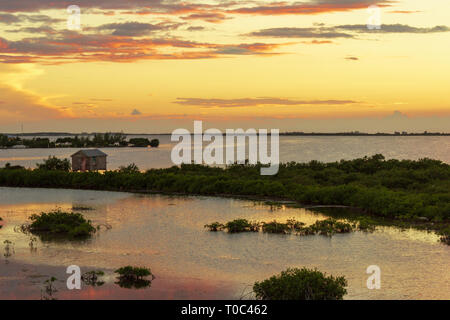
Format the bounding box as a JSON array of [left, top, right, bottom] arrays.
[[0, 0, 449, 132]]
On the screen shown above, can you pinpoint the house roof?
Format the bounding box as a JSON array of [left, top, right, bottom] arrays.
[[71, 149, 107, 157]]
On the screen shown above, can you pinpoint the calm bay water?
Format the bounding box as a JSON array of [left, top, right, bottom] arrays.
[[0, 136, 449, 170], [1, 136, 449, 299], [0, 187, 449, 300]]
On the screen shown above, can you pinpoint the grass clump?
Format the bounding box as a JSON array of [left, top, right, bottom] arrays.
[[438, 227, 450, 245], [27, 209, 96, 239], [118, 163, 140, 174], [114, 266, 155, 289], [286, 218, 306, 231], [204, 222, 224, 231], [262, 221, 291, 234], [357, 216, 377, 232], [205, 219, 260, 233], [115, 266, 152, 279], [41, 277, 58, 300], [206, 217, 359, 237], [224, 219, 255, 233], [253, 267, 347, 300], [3, 240, 14, 260], [81, 270, 105, 286], [309, 218, 353, 236]]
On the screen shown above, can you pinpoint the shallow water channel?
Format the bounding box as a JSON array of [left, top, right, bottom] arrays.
[[0, 187, 448, 300]]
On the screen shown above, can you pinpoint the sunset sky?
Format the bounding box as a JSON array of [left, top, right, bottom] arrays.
[[0, 0, 449, 133]]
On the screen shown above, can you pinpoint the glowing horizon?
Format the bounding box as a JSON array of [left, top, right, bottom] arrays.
[[0, 0, 449, 133]]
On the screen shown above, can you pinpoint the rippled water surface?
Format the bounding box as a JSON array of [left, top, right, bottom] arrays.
[[0, 187, 448, 300]]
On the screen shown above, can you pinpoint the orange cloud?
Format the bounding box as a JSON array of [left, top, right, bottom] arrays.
[[0, 32, 288, 64], [181, 12, 230, 23], [229, 1, 392, 15]]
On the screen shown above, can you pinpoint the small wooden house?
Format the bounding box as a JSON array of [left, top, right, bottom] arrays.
[[71, 149, 107, 172]]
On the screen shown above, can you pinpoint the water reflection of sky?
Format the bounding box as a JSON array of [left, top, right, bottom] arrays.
[[0, 187, 449, 300]]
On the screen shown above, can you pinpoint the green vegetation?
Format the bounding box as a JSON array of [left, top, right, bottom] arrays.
[[262, 221, 291, 234], [253, 267, 347, 300], [206, 218, 362, 237], [26, 209, 96, 239], [81, 270, 105, 286], [204, 222, 224, 231], [36, 156, 71, 171], [0, 134, 55, 148], [0, 133, 160, 149], [0, 134, 16, 147], [150, 139, 160, 148], [224, 219, 259, 233], [114, 266, 155, 289], [3, 240, 14, 261], [54, 133, 127, 147], [129, 138, 153, 147], [29, 236, 37, 251], [438, 227, 450, 245], [3, 163, 25, 170], [115, 266, 152, 279], [356, 216, 377, 232], [23, 138, 53, 148], [309, 219, 353, 236], [286, 218, 306, 230], [90, 132, 127, 147], [118, 163, 140, 173], [0, 155, 448, 234], [41, 277, 58, 300]]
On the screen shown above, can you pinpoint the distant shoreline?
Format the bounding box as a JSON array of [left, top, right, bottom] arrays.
[[3, 132, 450, 137]]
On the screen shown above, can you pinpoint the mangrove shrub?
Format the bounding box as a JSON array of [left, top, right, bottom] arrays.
[[253, 267, 347, 300], [27, 209, 96, 239]]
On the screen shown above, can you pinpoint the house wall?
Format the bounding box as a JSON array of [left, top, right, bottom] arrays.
[[71, 155, 107, 171], [71, 155, 84, 171], [91, 156, 107, 170]]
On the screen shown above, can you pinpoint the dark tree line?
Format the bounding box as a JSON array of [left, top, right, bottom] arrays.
[[0, 155, 449, 223], [0, 133, 159, 149]]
